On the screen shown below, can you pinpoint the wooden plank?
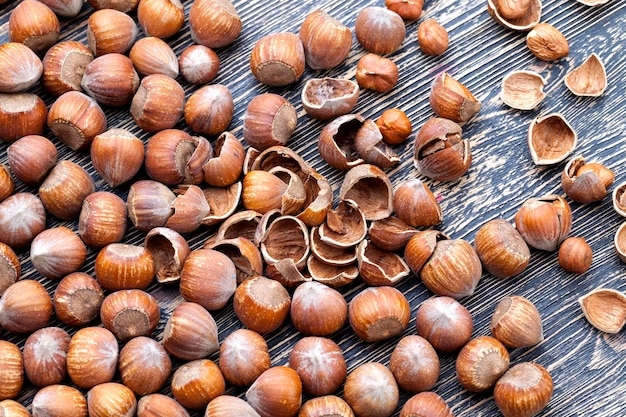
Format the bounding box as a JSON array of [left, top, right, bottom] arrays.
[[0, 0, 625, 415]]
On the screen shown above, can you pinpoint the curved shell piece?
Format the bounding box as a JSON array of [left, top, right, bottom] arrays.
[[564, 53, 607, 97], [574, 0, 610, 6], [258, 215, 310, 270], [501, 70, 546, 110], [357, 239, 410, 286], [527, 113, 577, 165], [339, 164, 393, 221], [318, 199, 367, 248], [301, 77, 359, 121], [202, 181, 243, 227], [578, 287, 626, 333], [307, 256, 359, 287], [614, 222, 626, 264], [318, 114, 365, 170], [487, 0, 541, 31], [612, 182, 626, 217], [310, 226, 358, 266]]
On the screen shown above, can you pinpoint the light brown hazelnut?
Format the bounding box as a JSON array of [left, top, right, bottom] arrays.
[[417, 19, 449, 55], [349, 286, 410, 342], [245, 366, 303, 417], [0, 280, 53, 334], [515, 194, 572, 251], [94, 243, 155, 291], [299, 396, 354, 417], [180, 248, 237, 310], [53, 272, 105, 327], [299, 9, 352, 69], [171, 359, 225, 410], [90, 128, 145, 187], [343, 362, 399, 417], [87, 9, 138, 56], [0, 400, 30, 416], [32, 384, 88, 417], [7, 135, 57, 185], [415, 296, 473, 352], [243, 93, 297, 151], [250, 32, 306, 87], [558, 237, 592, 274], [23, 327, 70, 387], [289, 337, 347, 396], [189, 0, 242, 48], [163, 301, 219, 360], [127, 180, 176, 232], [179, 45, 220, 85], [219, 328, 270, 387], [290, 281, 348, 336], [429, 72, 481, 124], [233, 275, 291, 334], [0, 93, 48, 143], [47, 91, 107, 151], [355, 6, 405, 55], [494, 362, 553, 417], [39, 160, 95, 220], [0, 242, 20, 296], [526, 22, 569, 61], [144, 129, 208, 185], [490, 295, 544, 348], [42, 41, 94, 97], [474, 218, 531, 278], [385, 0, 424, 20], [30, 226, 87, 279], [81, 53, 140, 107], [9, 0, 60, 54], [86, 382, 137, 417], [0, 192, 46, 249], [78, 191, 128, 248], [184, 84, 234, 136], [129, 37, 179, 78], [0, 341, 24, 400], [66, 327, 119, 389], [100, 289, 160, 342], [137, 394, 190, 417], [0, 165, 12, 203], [130, 74, 185, 132], [456, 336, 510, 392], [393, 178, 443, 228], [400, 392, 454, 417], [356, 53, 399, 93], [137, 0, 185, 39], [0, 42, 43, 93], [118, 336, 172, 395], [203, 131, 245, 187], [40, 0, 83, 17], [389, 335, 440, 393], [375, 108, 412, 145]]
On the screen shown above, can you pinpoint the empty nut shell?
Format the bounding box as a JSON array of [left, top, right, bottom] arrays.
[[339, 164, 394, 221], [578, 288, 626, 333], [528, 113, 577, 165], [318, 114, 365, 170], [301, 78, 359, 120], [500, 70, 547, 110], [357, 239, 410, 286], [564, 53, 607, 97]]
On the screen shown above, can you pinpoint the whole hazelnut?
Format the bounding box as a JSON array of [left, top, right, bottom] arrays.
[[400, 392, 454, 417], [289, 337, 347, 396], [94, 243, 155, 291], [0, 242, 20, 296], [87, 382, 137, 417], [129, 37, 179, 78], [343, 362, 399, 417], [39, 161, 95, 220], [53, 272, 105, 326], [137, 0, 185, 39], [32, 384, 88, 417], [389, 335, 440, 393], [41, 41, 94, 97], [118, 336, 172, 396], [494, 362, 553, 417], [219, 328, 271, 387], [385, 0, 424, 20], [299, 396, 354, 417], [417, 19, 449, 55], [243, 93, 297, 151], [179, 45, 220, 85], [163, 301, 219, 361], [515, 194, 572, 252], [137, 394, 189, 417], [415, 296, 473, 352], [474, 218, 531, 278], [348, 286, 411, 342], [171, 359, 225, 410], [356, 53, 399, 93], [189, 0, 242, 48], [0, 341, 23, 400], [184, 84, 234, 136], [180, 248, 237, 310], [455, 336, 510, 392], [355, 7, 406, 55], [0, 42, 43, 93], [9, 0, 60, 54], [0, 192, 46, 249], [558, 237, 593, 274], [233, 275, 291, 334], [0, 280, 53, 334], [81, 53, 140, 107], [7, 135, 57, 185], [429, 72, 481, 124], [299, 9, 352, 70], [490, 295, 543, 348], [87, 9, 138, 56], [23, 327, 70, 387], [66, 327, 119, 389], [30, 226, 87, 279], [250, 32, 306, 87], [375, 108, 412, 145], [47, 91, 107, 151], [526, 22, 569, 61], [0, 93, 48, 143], [130, 74, 185, 132], [290, 281, 348, 336], [40, 0, 83, 17], [100, 289, 161, 342], [245, 366, 303, 417], [0, 400, 29, 416], [78, 191, 128, 248]]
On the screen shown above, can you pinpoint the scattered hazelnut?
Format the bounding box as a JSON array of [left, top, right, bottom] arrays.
[[561, 155, 614, 204], [129, 37, 179, 78], [130, 74, 185, 132], [22, 327, 70, 387], [87, 382, 137, 417], [66, 326, 119, 389], [399, 392, 454, 417], [299, 396, 354, 417], [0, 341, 24, 400], [9, 0, 60, 54], [0, 280, 53, 334], [0, 192, 46, 249], [393, 178, 442, 228], [137, 0, 185, 39], [188, 0, 242, 48], [219, 328, 270, 387], [490, 295, 544, 348], [179, 44, 220, 85], [356, 53, 399, 93], [474, 218, 531, 278], [299, 9, 352, 69], [81, 53, 140, 107], [0, 242, 20, 296], [344, 362, 399, 417], [245, 366, 303, 417], [30, 226, 87, 279], [87, 9, 138, 56], [47, 91, 107, 151], [243, 93, 298, 151], [389, 335, 440, 393], [558, 237, 593, 274], [289, 336, 347, 396], [375, 108, 412, 145], [184, 84, 234, 136], [118, 336, 172, 395], [180, 248, 237, 310], [78, 191, 128, 248], [415, 296, 473, 352], [455, 335, 510, 392], [290, 281, 348, 336], [41, 40, 94, 97], [355, 6, 406, 55], [385, 0, 424, 20], [7, 135, 58, 185], [53, 272, 105, 327], [429, 72, 481, 124], [515, 194, 572, 251], [100, 289, 161, 342], [0, 93, 48, 143], [94, 243, 155, 291], [348, 286, 411, 342], [171, 359, 225, 410], [163, 301, 219, 361], [250, 32, 306, 87], [137, 394, 190, 417], [417, 19, 449, 56], [494, 362, 553, 417], [32, 384, 88, 417], [233, 275, 291, 334], [0, 42, 43, 93], [38, 160, 95, 220]]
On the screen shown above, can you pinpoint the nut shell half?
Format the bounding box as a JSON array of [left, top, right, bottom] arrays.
[[528, 113, 577, 165], [578, 288, 626, 333], [564, 53, 607, 97], [301, 78, 359, 120], [500, 70, 546, 110]]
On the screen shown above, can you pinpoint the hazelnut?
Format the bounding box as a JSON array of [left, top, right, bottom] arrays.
[[233, 275, 291, 334], [375, 108, 412, 145], [81, 53, 140, 107], [163, 301, 219, 360], [219, 328, 270, 387], [243, 93, 298, 151], [393, 178, 442, 228], [0, 93, 48, 143], [558, 237, 593, 274], [205, 395, 261, 417], [87, 382, 137, 417], [0, 400, 29, 416], [171, 359, 225, 410], [290, 281, 348, 336], [355, 53, 399, 93], [490, 295, 544, 348], [137, 394, 190, 417], [399, 392, 454, 417], [355, 7, 405, 55], [179, 45, 220, 85], [0, 192, 46, 249], [203, 132, 245, 187], [417, 19, 449, 55], [41, 41, 94, 97], [206, 236, 264, 284], [7, 135, 58, 185], [429, 72, 481, 124], [494, 362, 553, 417], [129, 37, 179, 78], [126, 179, 176, 230], [87, 0, 139, 12], [348, 286, 410, 342], [0, 42, 43, 93], [0, 242, 20, 296], [317, 114, 366, 170], [578, 288, 626, 333], [100, 289, 160, 342], [289, 336, 347, 396], [180, 248, 237, 310], [526, 22, 569, 61], [189, 0, 242, 48], [385, 0, 424, 20], [299, 9, 352, 69], [561, 155, 614, 203], [47, 91, 108, 151], [66, 326, 119, 389], [343, 362, 399, 417], [39, 0, 83, 17], [0, 280, 53, 334], [250, 32, 306, 87], [487, 0, 541, 31], [39, 160, 95, 220], [32, 384, 88, 417], [144, 129, 208, 185], [30, 226, 87, 279], [245, 366, 303, 417], [137, 0, 185, 39], [94, 243, 155, 291], [9, 0, 60, 54], [415, 296, 473, 352], [87, 9, 138, 56], [78, 191, 128, 248], [130, 74, 185, 132], [184, 84, 234, 136], [0, 165, 12, 203], [515, 194, 572, 251], [389, 335, 440, 393], [474, 218, 531, 278], [564, 53, 607, 97], [298, 396, 354, 417], [455, 335, 510, 392], [0, 341, 23, 400], [118, 336, 172, 395], [53, 272, 104, 326], [23, 327, 70, 387]]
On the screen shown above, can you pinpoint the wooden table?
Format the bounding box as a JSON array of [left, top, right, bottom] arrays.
[[1, 0, 625, 415]]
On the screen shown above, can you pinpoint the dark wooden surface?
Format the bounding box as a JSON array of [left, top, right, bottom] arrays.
[[1, 0, 625, 415]]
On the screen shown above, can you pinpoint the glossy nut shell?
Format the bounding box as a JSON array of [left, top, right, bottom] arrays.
[[474, 218, 530, 278]]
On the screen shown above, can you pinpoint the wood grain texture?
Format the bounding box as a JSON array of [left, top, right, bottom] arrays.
[[1, 0, 625, 415]]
